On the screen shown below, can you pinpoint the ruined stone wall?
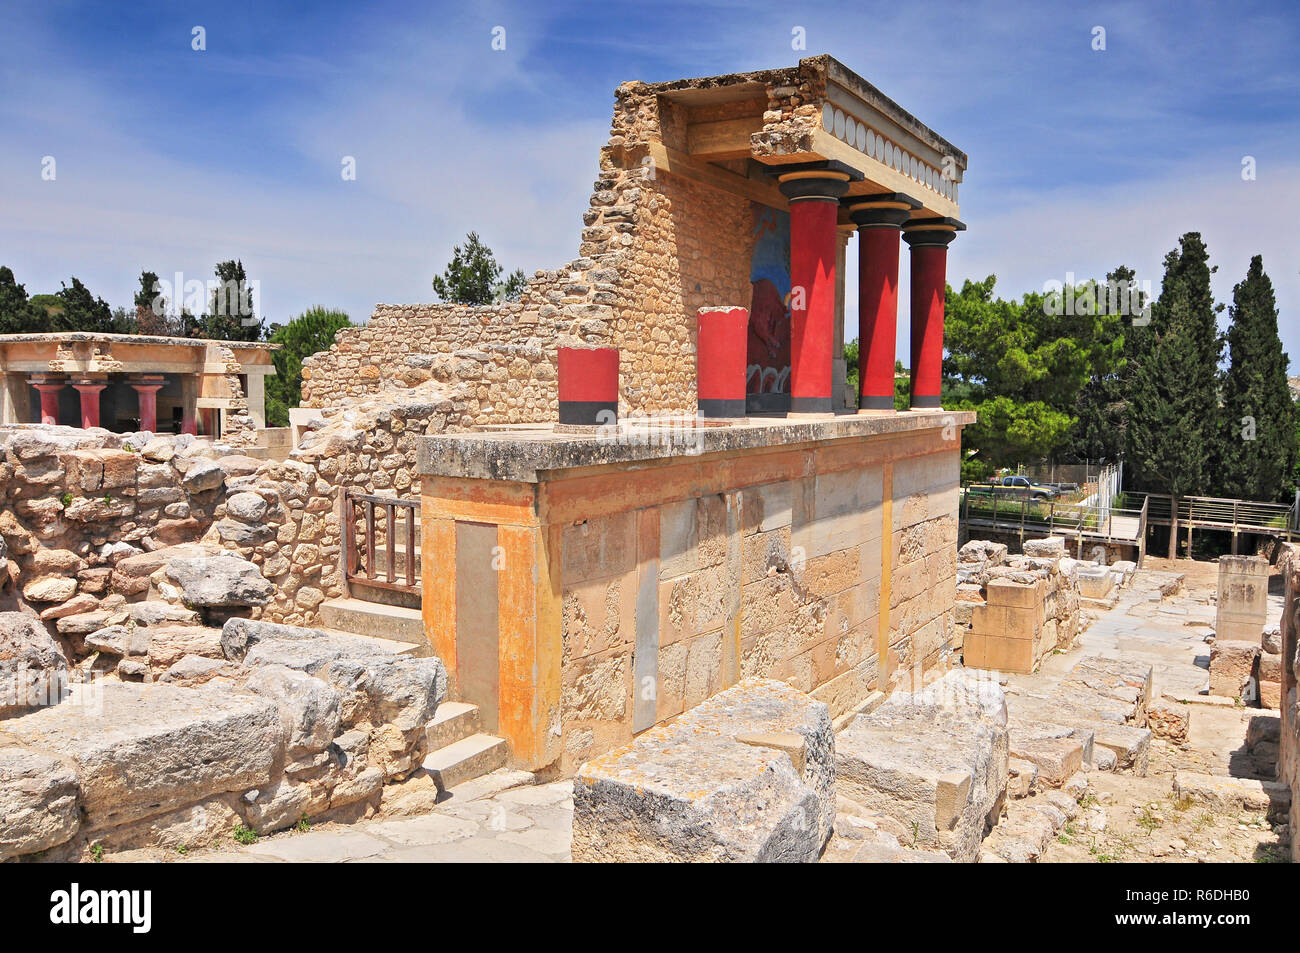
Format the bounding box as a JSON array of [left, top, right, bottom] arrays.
[[301, 62, 827, 422], [210, 382, 472, 625], [954, 537, 1086, 674], [0, 426, 248, 629]]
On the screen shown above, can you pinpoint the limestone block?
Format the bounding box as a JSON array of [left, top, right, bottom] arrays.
[[1148, 699, 1190, 744], [164, 554, 273, 607], [1022, 537, 1066, 558], [181, 458, 226, 493], [21, 575, 77, 604], [0, 611, 68, 716], [0, 746, 80, 860], [836, 688, 1008, 862], [1209, 640, 1260, 698], [0, 682, 283, 830], [1173, 771, 1290, 815], [247, 666, 342, 758], [573, 678, 833, 862]]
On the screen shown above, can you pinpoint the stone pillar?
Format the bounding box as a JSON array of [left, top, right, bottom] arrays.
[[72, 379, 107, 429], [557, 347, 618, 426], [696, 307, 749, 418], [181, 374, 199, 435], [130, 376, 165, 433], [903, 218, 963, 410], [849, 194, 920, 411], [777, 163, 858, 414], [31, 376, 66, 426]]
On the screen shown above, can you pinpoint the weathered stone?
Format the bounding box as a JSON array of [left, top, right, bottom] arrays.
[[0, 681, 284, 831], [0, 747, 80, 860], [0, 612, 69, 716], [144, 625, 225, 667], [84, 624, 150, 657], [1172, 771, 1290, 815], [225, 491, 270, 523], [836, 684, 1008, 862], [21, 575, 77, 604], [246, 665, 342, 758], [1208, 640, 1260, 699], [181, 458, 226, 492], [1148, 699, 1191, 744], [164, 554, 273, 607], [573, 678, 833, 862]]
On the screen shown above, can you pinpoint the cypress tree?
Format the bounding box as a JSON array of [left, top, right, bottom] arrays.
[[1218, 255, 1297, 501], [1125, 233, 1223, 554]]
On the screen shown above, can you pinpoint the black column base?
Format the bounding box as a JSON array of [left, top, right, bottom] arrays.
[[558, 400, 618, 426], [909, 394, 942, 409], [858, 394, 895, 410], [789, 396, 833, 414], [697, 398, 747, 418]]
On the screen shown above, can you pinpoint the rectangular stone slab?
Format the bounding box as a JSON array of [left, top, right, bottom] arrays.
[[0, 682, 284, 831]]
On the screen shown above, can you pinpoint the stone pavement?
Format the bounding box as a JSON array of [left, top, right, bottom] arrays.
[[186, 778, 575, 863]]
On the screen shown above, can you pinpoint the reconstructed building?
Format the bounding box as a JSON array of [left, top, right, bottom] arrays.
[[0, 332, 277, 438], [293, 55, 975, 776]]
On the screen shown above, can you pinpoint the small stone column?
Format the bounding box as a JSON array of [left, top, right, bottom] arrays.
[[849, 194, 920, 411], [776, 162, 859, 414], [72, 379, 107, 429], [31, 376, 66, 426], [557, 347, 619, 426], [130, 376, 165, 433], [696, 307, 749, 418], [903, 217, 965, 409]]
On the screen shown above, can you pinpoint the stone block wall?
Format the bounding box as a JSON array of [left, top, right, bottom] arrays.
[[423, 421, 964, 775], [209, 384, 473, 626], [0, 425, 242, 628], [954, 537, 1084, 674]]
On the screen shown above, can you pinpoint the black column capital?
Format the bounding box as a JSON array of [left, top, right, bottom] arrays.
[[902, 216, 966, 248]]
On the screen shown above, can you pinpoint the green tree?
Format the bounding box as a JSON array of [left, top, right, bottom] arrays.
[[134, 269, 176, 336], [0, 267, 46, 333], [1125, 233, 1223, 554], [1217, 256, 1297, 501], [264, 307, 352, 427], [55, 277, 116, 332], [432, 232, 523, 305], [942, 275, 1123, 468], [1069, 265, 1150, 462], [199, 260, 263, 341]]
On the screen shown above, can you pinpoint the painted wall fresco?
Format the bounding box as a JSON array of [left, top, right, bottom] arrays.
[[746, 203, 791, 395]]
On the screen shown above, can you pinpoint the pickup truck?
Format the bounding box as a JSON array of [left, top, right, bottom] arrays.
[[970, 476, 1059, 501]]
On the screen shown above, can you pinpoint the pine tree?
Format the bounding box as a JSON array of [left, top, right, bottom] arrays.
[[199, 260, 263, 341], [1125, 233, 1223, 555], [1218, 256, 1297, 501], [264, 307, 352, 427], [432, 232, 524, 305]]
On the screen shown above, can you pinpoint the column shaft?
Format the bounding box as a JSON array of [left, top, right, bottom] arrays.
[[903, 219, 963, 410], [72, 381, 107, 429]]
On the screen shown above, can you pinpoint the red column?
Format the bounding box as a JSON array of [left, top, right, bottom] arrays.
[[557, 347, 619, 426], [130, 377, 165, 433], [696, 306, 749, 417], [903, 220, 962, 410], [778, 168, 854, 414], [31, 378, 65, 425], [850, 195, 918, 411], [72, 380, 107, 429]]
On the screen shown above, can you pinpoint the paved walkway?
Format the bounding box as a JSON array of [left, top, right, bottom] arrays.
[[190, 779, 575, 863]]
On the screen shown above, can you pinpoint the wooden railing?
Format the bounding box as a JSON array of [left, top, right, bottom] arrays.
[[1142, 493, 1297, 538], [344, 491, 420, 594]]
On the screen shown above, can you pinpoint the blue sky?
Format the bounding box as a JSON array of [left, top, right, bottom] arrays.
[[2, 0, 1297, 368]]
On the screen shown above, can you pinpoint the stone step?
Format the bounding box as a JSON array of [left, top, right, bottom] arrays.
[[422, 733, 509, 791], [318, 598, 425, 646], [426, 701, 481, 751]]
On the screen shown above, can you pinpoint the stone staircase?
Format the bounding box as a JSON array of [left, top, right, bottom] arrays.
[[318, 597, 425, 650], [420, 701, 510, 793]]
